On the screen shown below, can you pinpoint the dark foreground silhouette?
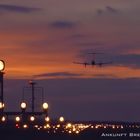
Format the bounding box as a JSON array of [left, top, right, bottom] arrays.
[[0, 127, 140, 140]]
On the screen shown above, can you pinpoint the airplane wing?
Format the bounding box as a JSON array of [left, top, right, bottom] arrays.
[[73, 62, 90, 65], [96, 62, 112, 66]]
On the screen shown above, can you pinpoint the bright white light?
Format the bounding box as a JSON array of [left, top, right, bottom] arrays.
[[15, 116, 20, 122], [23, 124, 28, 128], [0, 60, 5, 71], [73, 128, 76, 132], [43, 102, 49, 110], [1, 116, 6, 122], [76, 131, 79, 134], [67, 123, 72, 128], [30, 116, 35, 121], [46, 124, 50, 128], [0, 102, 4, 109], [21, 102, 27, 109], [45, 116, 50, 122], [57, 124, 60, 128], [59, 116, 64, 122]]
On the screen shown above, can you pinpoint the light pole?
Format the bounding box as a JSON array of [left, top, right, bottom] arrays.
[[20, 102, 27, 113], [29, 80, 36, 113], [0, 60, 5, 113], [42, 102, 49, 115], [20, 102, 27, 123], [23, 81, 45, 113]]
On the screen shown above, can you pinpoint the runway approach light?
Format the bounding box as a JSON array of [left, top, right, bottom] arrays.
[[43, 102, 49, 110], [15, 116, 21, 122], [23, 124, 28, 129], [1, 116, 6, 122], [67, 123, 72, 128], [30, 116, 35, 122], [0, 60, 5, 71], [20, 102, 27, 109], [59, 116, 64, 122], [0, 102, 4, 109], [45, 116, 50, 122]]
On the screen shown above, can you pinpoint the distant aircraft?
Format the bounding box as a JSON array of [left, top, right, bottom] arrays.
[[73, 61, 112, 67], [73, 52, 112, 67]]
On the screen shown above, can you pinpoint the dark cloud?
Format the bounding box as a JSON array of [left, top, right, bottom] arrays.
[[49, 21, 77, 29], [34, 72, 83, 78], [97, 9, 104, 15], [92, 74, 116, 78], [106, 6, 118, 13], [113, 54, 140, 68], [0, 4, 41, 13], [97, 6, 119, 15]]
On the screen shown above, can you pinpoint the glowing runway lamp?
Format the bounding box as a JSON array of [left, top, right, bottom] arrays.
[[67, 123, 72, 128], [0, 60, 5, 71], [1, 116, 6, 122], [30, 116, 35, 122], [42, 102, 49, 113], [0, 102, 4, 110], [45, 116, 50, 122], [20, 102, 27, 112], [23, 124, 28, 129], [15, 116, 21, 122], [59, 116, 65, 123]]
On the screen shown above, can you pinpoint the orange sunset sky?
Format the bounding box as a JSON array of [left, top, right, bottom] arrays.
[[0, 0, 140, 121], [0, 0, 140, 79]]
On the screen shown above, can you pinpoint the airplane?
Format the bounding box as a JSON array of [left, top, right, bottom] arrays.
[[73, 52, 112, 67], [73, 61, 112, 67]]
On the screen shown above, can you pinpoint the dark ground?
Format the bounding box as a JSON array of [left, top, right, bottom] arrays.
[[0, 127, 140, 140]]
